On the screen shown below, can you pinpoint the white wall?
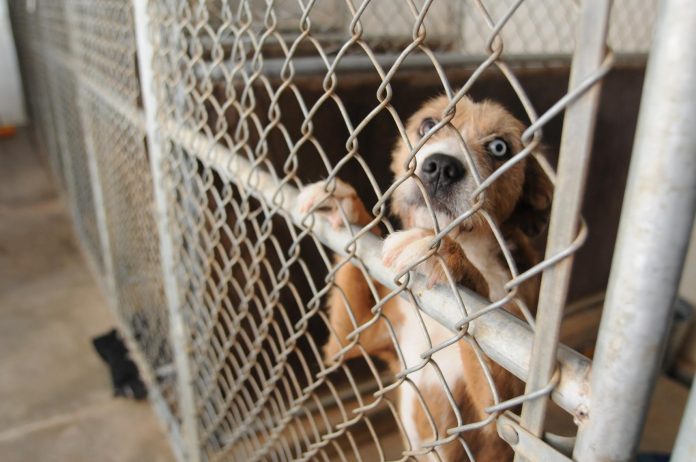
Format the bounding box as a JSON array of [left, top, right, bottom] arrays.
[[679, 225, 696, 306], [0, 0, 26, 126]]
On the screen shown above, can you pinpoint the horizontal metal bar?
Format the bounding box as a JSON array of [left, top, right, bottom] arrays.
[[193, 52, 651, 85], [162, 119, 592, 420], [196, 52, 571, 81]]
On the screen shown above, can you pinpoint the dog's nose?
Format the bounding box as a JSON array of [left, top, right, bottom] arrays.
[[421, 154, 465, 187]]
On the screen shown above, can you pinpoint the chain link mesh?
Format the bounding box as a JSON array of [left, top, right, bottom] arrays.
[[146, 1, 651, 461], [9, 0, 659, 461], [8, 0, 184, 457], [84, 85, 180, 420], [53, 63, 104, 271]]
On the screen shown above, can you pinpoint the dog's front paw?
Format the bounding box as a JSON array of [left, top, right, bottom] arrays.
[[382, 230, 491, 294], [297, 179, 371, 229], [382, 228, 432, 271], [382, 229, 482, 289]]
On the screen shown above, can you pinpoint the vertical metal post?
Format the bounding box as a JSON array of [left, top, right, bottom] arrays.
[[672, 379, 696, 462], [35, 91, 62, 187], [34, 3, 79, 225], [78, 91, 118, 300], [26, 4, 62, 191], [573, 0, 696, 460], [64, 0, 118, 304], [43, 50, 80, 229], [516, 0, 612, 448], [132, 1, 201, 461]]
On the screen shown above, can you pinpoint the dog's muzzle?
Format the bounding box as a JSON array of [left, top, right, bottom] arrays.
[[421, 154, 465, 192]]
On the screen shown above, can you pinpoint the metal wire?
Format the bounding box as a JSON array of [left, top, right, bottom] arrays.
[[8, 0, 184, 458], [8, 1, 665, 462]]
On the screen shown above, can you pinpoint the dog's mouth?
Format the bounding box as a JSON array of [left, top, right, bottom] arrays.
[[420, 193, 456, 217], [395, 172, 484, 231], [406, 189, 458, 221], [400, 182, 483, 232]]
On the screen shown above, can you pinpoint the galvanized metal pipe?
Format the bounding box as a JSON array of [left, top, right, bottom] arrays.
[[64, 0, 118, 307], [44, 63, 80, 228], [574, 0, 696, 459], [518, 0, 612, 444], [132, 2, 201, 461], [78, 89, 118, 302]]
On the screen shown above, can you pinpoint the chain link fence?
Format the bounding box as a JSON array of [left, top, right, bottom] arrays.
[[9, 0, 184, 456], [9, 1, 696, 461]]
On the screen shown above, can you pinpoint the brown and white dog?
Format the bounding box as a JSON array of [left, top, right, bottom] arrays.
[[297, 95, 552, 461]]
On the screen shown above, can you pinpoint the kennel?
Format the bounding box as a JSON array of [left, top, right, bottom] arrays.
[[8, 0, 696, 461]]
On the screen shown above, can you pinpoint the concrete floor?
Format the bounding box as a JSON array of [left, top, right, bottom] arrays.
[[0, 130, 173, 461]]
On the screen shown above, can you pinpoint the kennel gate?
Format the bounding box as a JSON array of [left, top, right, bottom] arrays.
[[8, 0, 696, 461]]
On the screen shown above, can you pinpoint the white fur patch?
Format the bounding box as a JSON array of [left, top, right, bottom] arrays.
[[397, 298, 463, 459], [382, 229, 433, 273], [457, 232, 510, 301], [391, 231, 510, 458]]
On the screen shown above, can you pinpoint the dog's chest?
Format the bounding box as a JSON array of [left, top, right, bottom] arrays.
[[396, 298, 463, 444], [457, 232, 510, 300], [397, 300, 462, 386], [394, 232, 511, 447], [395, 233, 509, 390]]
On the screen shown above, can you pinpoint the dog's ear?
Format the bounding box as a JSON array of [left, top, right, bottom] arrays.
[[508, 155, 553, 237]]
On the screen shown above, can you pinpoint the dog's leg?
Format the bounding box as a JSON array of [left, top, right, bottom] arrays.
[[383, 228, 514, 460], [323, 261, 398, 362], [297, 180, 394, 363], [382, 228, 489, 294]]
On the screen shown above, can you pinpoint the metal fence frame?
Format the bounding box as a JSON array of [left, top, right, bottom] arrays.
[[8, 0, 696, 461]]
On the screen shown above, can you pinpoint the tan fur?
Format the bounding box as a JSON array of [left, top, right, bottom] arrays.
[[298, 95, 553, 461], [323, 261, 399, 363]]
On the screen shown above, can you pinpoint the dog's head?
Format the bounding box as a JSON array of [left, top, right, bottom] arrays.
[[390, 95, 552, 236]]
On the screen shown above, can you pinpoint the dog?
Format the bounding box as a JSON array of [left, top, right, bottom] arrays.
[[297, 95, 552, 461]]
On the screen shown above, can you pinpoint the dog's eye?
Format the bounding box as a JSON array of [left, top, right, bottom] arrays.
[[486, 138, 509, 158], [418, 118, 438, 137]]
